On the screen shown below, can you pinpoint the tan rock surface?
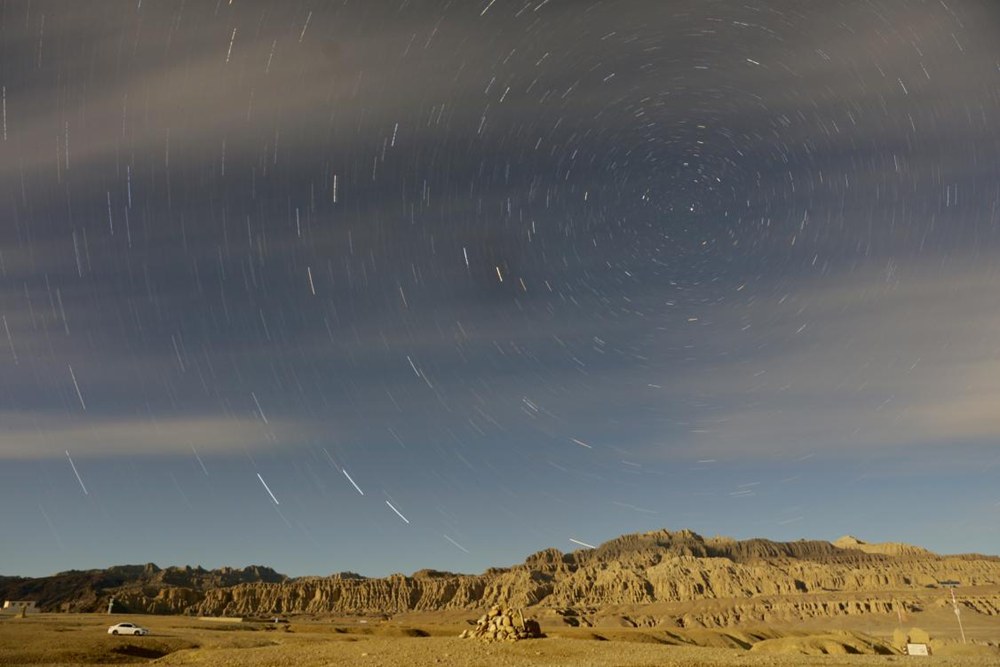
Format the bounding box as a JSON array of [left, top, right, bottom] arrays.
[[181, 529, 1000, 626]]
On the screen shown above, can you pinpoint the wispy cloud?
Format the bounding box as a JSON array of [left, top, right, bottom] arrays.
[[0, 411, 306, 460], [661, 261, 1000, 459]]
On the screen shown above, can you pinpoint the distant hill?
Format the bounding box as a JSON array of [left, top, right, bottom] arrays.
[[0, 563, 284, 613], [4, 529, 999, 628]]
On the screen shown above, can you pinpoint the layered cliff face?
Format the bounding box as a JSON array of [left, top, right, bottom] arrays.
[[5, 529, 1000, 627], [832, 535, 933, 557], [0, 564, 284, 613]]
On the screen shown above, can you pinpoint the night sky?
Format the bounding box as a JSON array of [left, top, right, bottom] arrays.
[[2, 1, 1000, 578]]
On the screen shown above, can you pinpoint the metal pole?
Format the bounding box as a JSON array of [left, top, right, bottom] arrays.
[[950, 588, 966, 644]]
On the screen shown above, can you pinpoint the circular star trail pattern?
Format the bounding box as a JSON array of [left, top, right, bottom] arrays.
[[1, 1, 999, 576]]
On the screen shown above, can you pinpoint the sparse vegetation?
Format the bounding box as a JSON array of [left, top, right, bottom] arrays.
[[1, 610, 997, 666]]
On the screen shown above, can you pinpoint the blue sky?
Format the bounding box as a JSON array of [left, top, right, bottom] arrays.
[[1, 0, 999, 578]]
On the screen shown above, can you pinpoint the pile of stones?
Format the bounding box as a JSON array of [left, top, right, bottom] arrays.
[[459, 606, 543, 642]]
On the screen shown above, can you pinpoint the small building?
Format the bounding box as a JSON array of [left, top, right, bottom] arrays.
[[2, 600, 39, 615]]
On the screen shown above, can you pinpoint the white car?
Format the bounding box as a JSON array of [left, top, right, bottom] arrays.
[[107, 622, 149, 636]]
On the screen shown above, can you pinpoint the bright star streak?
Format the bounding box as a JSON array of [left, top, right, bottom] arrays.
[[256, 473, 280, 505], [65, 450, 88, 495], [342, 469, 365, 496], [385, 500, 409, 523], [68, 365, 86, 411]]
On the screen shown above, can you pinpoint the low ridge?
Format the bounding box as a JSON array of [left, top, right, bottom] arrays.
[[3, 529, 998, 629]]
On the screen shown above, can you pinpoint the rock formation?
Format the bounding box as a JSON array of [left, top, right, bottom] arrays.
[[459, 605, 544, 642], [3, 529, 999, 630], [0, 564, 284, 614]]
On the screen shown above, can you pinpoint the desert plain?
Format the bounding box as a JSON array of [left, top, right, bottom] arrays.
[[2, 592, 998, 667]]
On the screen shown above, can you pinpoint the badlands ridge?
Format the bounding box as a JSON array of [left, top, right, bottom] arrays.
[[3, 528, 999, 630]]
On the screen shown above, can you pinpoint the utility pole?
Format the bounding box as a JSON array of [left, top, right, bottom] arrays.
[[949, 586, 966, 644]]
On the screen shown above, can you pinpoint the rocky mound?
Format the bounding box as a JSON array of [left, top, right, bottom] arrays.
[[460, 605, 544, 642]]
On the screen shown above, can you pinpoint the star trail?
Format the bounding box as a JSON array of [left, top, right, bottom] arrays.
[[1, 1, 999, 577]]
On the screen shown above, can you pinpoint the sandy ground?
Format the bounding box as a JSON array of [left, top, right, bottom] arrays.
[[1, 612, 997, 667]]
